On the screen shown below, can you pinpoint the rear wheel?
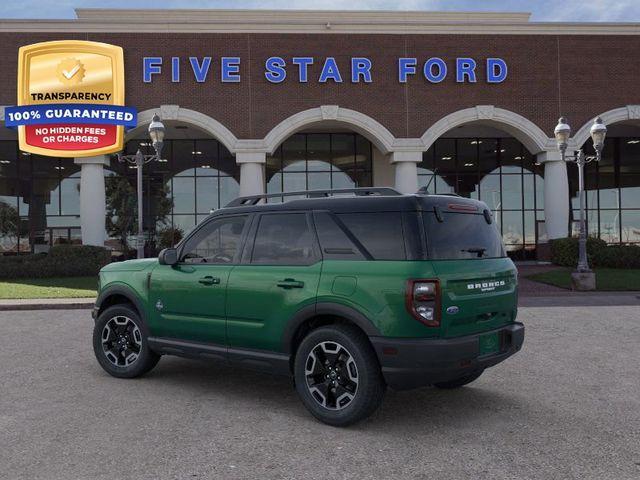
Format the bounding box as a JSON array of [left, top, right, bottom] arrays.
[[294, 324, 385, 427], [433, 369, 484, 389], [93, 304, 160, 378]]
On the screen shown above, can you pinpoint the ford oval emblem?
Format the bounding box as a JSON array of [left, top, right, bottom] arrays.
[[446, 306, 460, 315]]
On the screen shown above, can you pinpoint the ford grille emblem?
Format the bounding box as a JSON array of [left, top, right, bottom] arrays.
[[446, 306, 459, 315]]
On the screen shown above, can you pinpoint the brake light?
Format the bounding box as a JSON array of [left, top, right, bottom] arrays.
[[448, 203, 478, 212], [406, 279, 440, 327]]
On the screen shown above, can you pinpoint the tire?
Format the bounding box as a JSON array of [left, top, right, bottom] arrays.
[[433, 369, 484, 389], [93, 304, 160, 378], [294, 324, 385, 427]]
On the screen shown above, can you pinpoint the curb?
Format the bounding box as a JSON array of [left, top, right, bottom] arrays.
[[0, 299, 95, 311]]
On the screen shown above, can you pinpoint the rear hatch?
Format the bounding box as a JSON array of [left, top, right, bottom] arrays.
[[422, 201, 518, 338]]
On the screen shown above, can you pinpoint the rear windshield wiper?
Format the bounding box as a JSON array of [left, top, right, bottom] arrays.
[[461, 247, 487, 258]]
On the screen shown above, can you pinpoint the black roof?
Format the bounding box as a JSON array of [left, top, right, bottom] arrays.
[[216, 189, 489, 216]]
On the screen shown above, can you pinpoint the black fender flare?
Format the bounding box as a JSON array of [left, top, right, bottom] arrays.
[[281, 302, 381, 354], [95, 284, 148, 325]]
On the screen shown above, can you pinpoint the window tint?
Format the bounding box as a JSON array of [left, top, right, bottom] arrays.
[[181, 215, 247, 264], [252, 213, 317, 265], [313, 212, 365, 260], [337, 212, 406, 260], [423, 212, 505, 260]]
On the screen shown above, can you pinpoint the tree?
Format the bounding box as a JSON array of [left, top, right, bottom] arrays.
[[105, 176, 173, 252]]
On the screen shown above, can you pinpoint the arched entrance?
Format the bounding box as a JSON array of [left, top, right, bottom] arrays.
[[262, 106, 395, 199], [419, 111, 550, 259]]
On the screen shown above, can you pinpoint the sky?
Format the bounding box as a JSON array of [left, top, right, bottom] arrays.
[[0, 0, 639, 22]]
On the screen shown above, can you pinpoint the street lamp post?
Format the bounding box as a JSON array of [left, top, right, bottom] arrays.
[[117, 114, 166, 259], [553, 116, 607, 288]]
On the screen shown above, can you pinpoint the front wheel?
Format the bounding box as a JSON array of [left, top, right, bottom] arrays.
[[294, 324, 385, 427], [433, 370, 484, 389], [93, 304, 160, 378]]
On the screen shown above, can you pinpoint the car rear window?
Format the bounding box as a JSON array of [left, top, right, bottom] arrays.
[[423, 211, 505, 260], [337, 212, 406, 260]]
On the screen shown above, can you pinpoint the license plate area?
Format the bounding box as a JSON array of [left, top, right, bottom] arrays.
[[479, 331, 500, 356]]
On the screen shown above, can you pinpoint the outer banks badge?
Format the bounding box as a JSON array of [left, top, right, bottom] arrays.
[[5, 40, 136, 157]]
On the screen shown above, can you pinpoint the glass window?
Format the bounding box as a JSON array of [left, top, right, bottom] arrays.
[[479, 175, 501, 211], [60, 177, 80, 215], [501, 175, 523, 210], [423, 211, 504, 260], [621, 174, 640, 209], [265, 133, 372, 198], [0, 141, 18, 177], [502, 210, 524, 247], [307, 134, 331, 171], [599, 210, 620, 243], [173, 140, 195, 176], [313, 212, 365, 260], [620, 138, 640, 174], [172, 177, 195, 214], [172, 214, 197, 236], [251, 213, 317, 265], [457, 139, 478, 174], [478, 139, 499, 175], [196, 177, 218, 213], [194, 139, 219, 175], [434, 139, 456, 176], [282, 135, 306, 172], [621, 210, 640, 243], [500, 138, 523, 173], [182, 215, 247, 264], [219, 176, 239, 208], [338, 212, 405, 260]]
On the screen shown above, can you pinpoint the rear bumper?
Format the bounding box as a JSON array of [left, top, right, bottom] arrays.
[[370, 323, 524, 390]]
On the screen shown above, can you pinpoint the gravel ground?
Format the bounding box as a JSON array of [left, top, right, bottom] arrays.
[[1, 307, 639, 480]]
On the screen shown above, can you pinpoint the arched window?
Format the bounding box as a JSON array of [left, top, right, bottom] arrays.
[[419, 137, 544, 259], [266, 133, 372, 199]]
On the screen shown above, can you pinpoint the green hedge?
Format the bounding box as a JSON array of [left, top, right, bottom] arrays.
[[0, 245, 111, 279], [550, 237, 640, 268]]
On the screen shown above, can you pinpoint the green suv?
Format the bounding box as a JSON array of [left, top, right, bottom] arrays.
[[92, 188, 524, 426]]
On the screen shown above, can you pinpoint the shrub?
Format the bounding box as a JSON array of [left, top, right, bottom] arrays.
[[550, 237, 640, 268], [0, 245, 111, 279], [593, 244, 640, 269]]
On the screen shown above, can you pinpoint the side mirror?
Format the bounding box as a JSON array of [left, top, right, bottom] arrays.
[[158, 248, 178, 266]]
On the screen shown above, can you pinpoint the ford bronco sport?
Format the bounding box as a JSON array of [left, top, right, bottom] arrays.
[[92, 188, 524, 426]]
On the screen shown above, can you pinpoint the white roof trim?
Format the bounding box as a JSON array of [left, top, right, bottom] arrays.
[[0, 9, 638, 35]]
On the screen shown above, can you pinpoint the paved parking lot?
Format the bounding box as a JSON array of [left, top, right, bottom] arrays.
[[1, 306, 639, 480]]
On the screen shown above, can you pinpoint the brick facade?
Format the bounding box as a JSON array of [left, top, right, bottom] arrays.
[[0, 31, 638, 141]]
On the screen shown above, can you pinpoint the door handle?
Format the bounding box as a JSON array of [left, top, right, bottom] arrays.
[[277, 278, 305, 289], [198, 276, 220, 286]]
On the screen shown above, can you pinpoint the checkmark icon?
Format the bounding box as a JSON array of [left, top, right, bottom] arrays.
[[62, 64, 80, 79]]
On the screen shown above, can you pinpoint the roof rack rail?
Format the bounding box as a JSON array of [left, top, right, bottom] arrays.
[[225, 187, 401, 207]]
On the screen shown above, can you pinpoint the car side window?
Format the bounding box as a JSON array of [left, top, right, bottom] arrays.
[[251, 213, 317, 265], [313, 212, 366, 260], [337, 212, 406, 260], [181, 215, 247, 264]]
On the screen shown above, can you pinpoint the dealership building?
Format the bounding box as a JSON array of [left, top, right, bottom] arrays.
[[0, 8, 639, 258]]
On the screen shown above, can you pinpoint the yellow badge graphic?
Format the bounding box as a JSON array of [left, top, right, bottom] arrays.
[[6, 40, 136, 158], [56, 58, 86, 85]]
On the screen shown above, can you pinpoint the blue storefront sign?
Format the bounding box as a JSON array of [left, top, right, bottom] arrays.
[[143, 56, 507, 84]]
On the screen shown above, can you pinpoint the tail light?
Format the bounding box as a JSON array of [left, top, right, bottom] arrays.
[[406, 279, 441, 327]]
